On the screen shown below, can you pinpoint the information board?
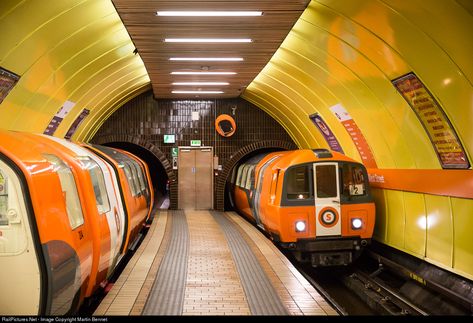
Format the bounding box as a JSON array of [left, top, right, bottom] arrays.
[[309, 113, 344, 154], [392, 72, 469, 169]]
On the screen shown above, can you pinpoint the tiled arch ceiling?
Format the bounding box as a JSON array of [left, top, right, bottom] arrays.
[[111, 0, 310, 99]]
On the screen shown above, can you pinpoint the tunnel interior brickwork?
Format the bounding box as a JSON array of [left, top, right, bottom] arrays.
[[91, 90, 297, 210]]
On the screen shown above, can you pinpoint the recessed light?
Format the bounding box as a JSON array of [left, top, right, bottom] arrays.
[[171, 71, 236, 75], [169, 57, 244, 62], [172, 82, 229, 86], [164, 38, 252, 43], [172, 90, 224, 94], [157, 11, 263, 17]]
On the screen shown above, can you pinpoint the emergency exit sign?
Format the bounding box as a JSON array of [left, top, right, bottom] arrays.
[[164, 134, 175, 143], [190, 140, 201, 146]]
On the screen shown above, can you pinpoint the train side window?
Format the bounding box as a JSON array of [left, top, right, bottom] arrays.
[[286, 165, 312, 200], [86, 158, 111, 214], [0, 168, 8, 226], [132, 162, 146, 193], [43, 154, 84, 229], [235, 164, 245, 187], [123, 162, 138, 196], [127, 161, 141, 196], [315, 164, 337, 198], [240, 165, 250, 189], [245, 165, 255, 190]]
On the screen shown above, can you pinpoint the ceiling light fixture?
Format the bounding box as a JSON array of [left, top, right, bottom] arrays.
[[169, 57, 244, 62], [157, 11, 263, 17], [171, 71, 236, 75], [164, 38, 252, 43], [172, 82, 229, 86], [172, 90, 224, 94]]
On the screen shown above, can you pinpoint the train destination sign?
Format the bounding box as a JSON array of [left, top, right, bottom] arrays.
[[392, 72, 469, 169]]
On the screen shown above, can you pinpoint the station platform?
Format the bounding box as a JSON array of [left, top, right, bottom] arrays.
[[93, 210, 338, 316]]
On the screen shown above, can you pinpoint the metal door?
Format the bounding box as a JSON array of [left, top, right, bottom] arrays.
[[178, 148, 195, 209]]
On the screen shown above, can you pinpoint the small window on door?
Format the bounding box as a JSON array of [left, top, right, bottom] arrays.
[[315, 164, 337, 198]]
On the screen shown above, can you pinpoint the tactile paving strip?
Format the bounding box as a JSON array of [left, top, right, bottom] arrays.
[[142, 210, 189, 315], [210, 211, 288, 315]]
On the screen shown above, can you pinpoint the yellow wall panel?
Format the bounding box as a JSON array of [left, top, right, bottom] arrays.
[[451, 198, 473, 280], [402, 192, 427, 258], [385, 190, 406, 250], [424, 195, 453, 268], [371, 188, 387, 243]]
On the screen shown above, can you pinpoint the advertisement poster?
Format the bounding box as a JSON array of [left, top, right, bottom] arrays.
[[0, 67, 20, 105], [309, 113, 344, 154], [44, 100, 76, 136], [329, 104, 378, 168], [392, 72, 469, 169], [64, 108, 90, 139]]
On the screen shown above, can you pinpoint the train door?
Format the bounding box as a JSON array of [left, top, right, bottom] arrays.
[[313, 162, 341, 237], [178, 147, 213, 209]]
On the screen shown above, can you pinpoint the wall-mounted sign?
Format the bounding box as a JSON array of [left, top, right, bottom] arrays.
[[392, 72, 469, 169], [64, 108, 90, 140], [164, 134, 175, 144], [309, 113, 344, 154], [215, 114, 236, 137], [190, 140, 201, 146], [330, 104, 377, 168], [171, 147, 178, 157], [44, 100, 76, 136], [0, 67, 20, 105]]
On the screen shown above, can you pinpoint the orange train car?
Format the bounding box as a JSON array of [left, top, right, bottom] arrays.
[[230, 148, 375, 267], [0, 130, 152, 315]]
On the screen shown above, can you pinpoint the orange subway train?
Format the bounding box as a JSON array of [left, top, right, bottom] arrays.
[[229, 149, 375, 267], [0, 130, 153, 315]]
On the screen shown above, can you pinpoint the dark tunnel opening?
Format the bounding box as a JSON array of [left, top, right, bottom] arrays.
[[104, 141, 169, 209], [224, 147, 286, 211]]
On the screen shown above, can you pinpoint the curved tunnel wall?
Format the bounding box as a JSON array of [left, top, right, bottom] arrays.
[[1, 0, 472, 281], [242, 0, 473, 280]]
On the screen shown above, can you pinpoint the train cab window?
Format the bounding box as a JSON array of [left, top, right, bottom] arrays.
[[43, 154, 84, 229], [132, 162, 146, 193], [315, 164, 337, 198], [85, 158, 111, 214], [341, 163, 368, 200], [286, 165, 313, 200], [245, 165, 255, 190], [128, 161, 142, 196]]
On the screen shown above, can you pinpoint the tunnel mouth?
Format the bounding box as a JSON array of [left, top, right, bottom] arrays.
[[104, 141, 169, 209], [224, 147, 286, 211]]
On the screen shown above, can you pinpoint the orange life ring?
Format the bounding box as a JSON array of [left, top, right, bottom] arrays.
[[215, 114, 236, 137]]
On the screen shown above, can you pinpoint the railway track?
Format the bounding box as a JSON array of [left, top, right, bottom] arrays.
[[285, 242, 473, 316]]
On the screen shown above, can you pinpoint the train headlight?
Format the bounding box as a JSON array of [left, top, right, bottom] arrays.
[[351, 218, 363, 230], [295, 221, 306, 232]]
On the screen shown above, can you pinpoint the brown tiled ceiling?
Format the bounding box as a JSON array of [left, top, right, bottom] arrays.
[[111, 1, 310, 99]]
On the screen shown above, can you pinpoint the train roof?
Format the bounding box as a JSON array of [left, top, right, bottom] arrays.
[[267, 149, 362, 171]]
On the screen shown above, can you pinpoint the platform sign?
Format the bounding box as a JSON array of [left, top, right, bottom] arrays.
[[0, 67, 20, 105], [329, 104, 377, 168], [392, 72, 469, 169], [64, 108, 90, 139], [309, 113, 344, 154], [44, 100, 75, 136]]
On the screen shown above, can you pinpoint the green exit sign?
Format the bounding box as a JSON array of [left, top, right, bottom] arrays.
[[190, 140, 201, 146], [164, 134, 175, 143]]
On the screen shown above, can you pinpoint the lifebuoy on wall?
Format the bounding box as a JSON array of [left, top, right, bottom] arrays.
[[215, 114, 236, 137]]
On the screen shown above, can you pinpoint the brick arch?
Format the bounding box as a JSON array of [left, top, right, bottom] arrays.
[[215, 140, 297, 211], [91, 134, 178, 209]]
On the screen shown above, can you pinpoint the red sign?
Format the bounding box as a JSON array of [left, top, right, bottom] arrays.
[[330, 104, 377, 168]]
